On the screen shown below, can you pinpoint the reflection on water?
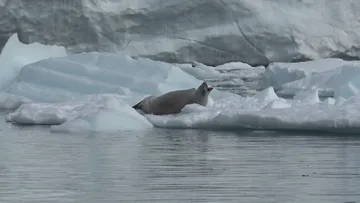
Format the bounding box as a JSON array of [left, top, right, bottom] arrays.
[[0, 123, 360, 203]]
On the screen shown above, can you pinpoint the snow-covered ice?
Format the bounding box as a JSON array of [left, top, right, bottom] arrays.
[[1, 33, 360, 133]]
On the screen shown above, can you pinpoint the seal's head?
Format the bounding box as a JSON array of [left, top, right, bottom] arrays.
[[192, 82, 213, 106]]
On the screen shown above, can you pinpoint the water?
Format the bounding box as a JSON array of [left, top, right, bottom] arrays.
[[0, 116, 360, 203]]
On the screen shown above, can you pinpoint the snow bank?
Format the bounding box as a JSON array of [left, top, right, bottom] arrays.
[[2, 0, 360, 66], [0, 33, 67, 90]]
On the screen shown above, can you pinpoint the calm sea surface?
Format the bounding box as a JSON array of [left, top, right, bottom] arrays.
[[0, 117, 359, 203]]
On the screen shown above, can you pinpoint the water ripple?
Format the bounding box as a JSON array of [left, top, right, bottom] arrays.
[[0, 124, 359, 203]]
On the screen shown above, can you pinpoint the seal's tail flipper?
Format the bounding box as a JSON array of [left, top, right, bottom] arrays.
[[132, 101, 141, 109]]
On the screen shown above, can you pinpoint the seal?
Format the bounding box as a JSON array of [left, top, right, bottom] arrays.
[[132, 82, 213, 115]]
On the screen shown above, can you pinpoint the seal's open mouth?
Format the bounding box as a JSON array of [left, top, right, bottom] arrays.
[[207, 87, 213, 92]]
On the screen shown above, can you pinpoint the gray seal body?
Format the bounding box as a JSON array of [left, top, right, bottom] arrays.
[[132, 82, 213, 115]]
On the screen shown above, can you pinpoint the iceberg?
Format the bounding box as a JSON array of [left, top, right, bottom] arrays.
[[2, 0, 360, 66]]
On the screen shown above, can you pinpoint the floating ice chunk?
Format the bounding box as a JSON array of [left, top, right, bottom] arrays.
[[262, 99, 291, 109], [0, 92, 31, 109], [335, 79, 360, 99], [181, 104, 208, 114], [294, 89, 320, 104], [0, 49, 243, 133], [254, 86, 278, 103], [213, 95, 260, 111], [215, 62, 261, 71], [215, 78, 245, 87], [335, 97, 347, 106], [5, 102, 68, 124], [323, 98, 335, 105], [146, 95, 360, 132], [6, 94, 153, 132], [206, 96, 215, 108], [50, 119, 91, 134], [258, 58, 360, 91], [0, 33, 67, 90], [215, 62, 266, 80], [175, 62, 223, 80], [5, 52, 231, 103], [279, 65, 360, 98]]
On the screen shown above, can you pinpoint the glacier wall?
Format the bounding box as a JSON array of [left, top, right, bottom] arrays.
[[1, 0, 360, 66]]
